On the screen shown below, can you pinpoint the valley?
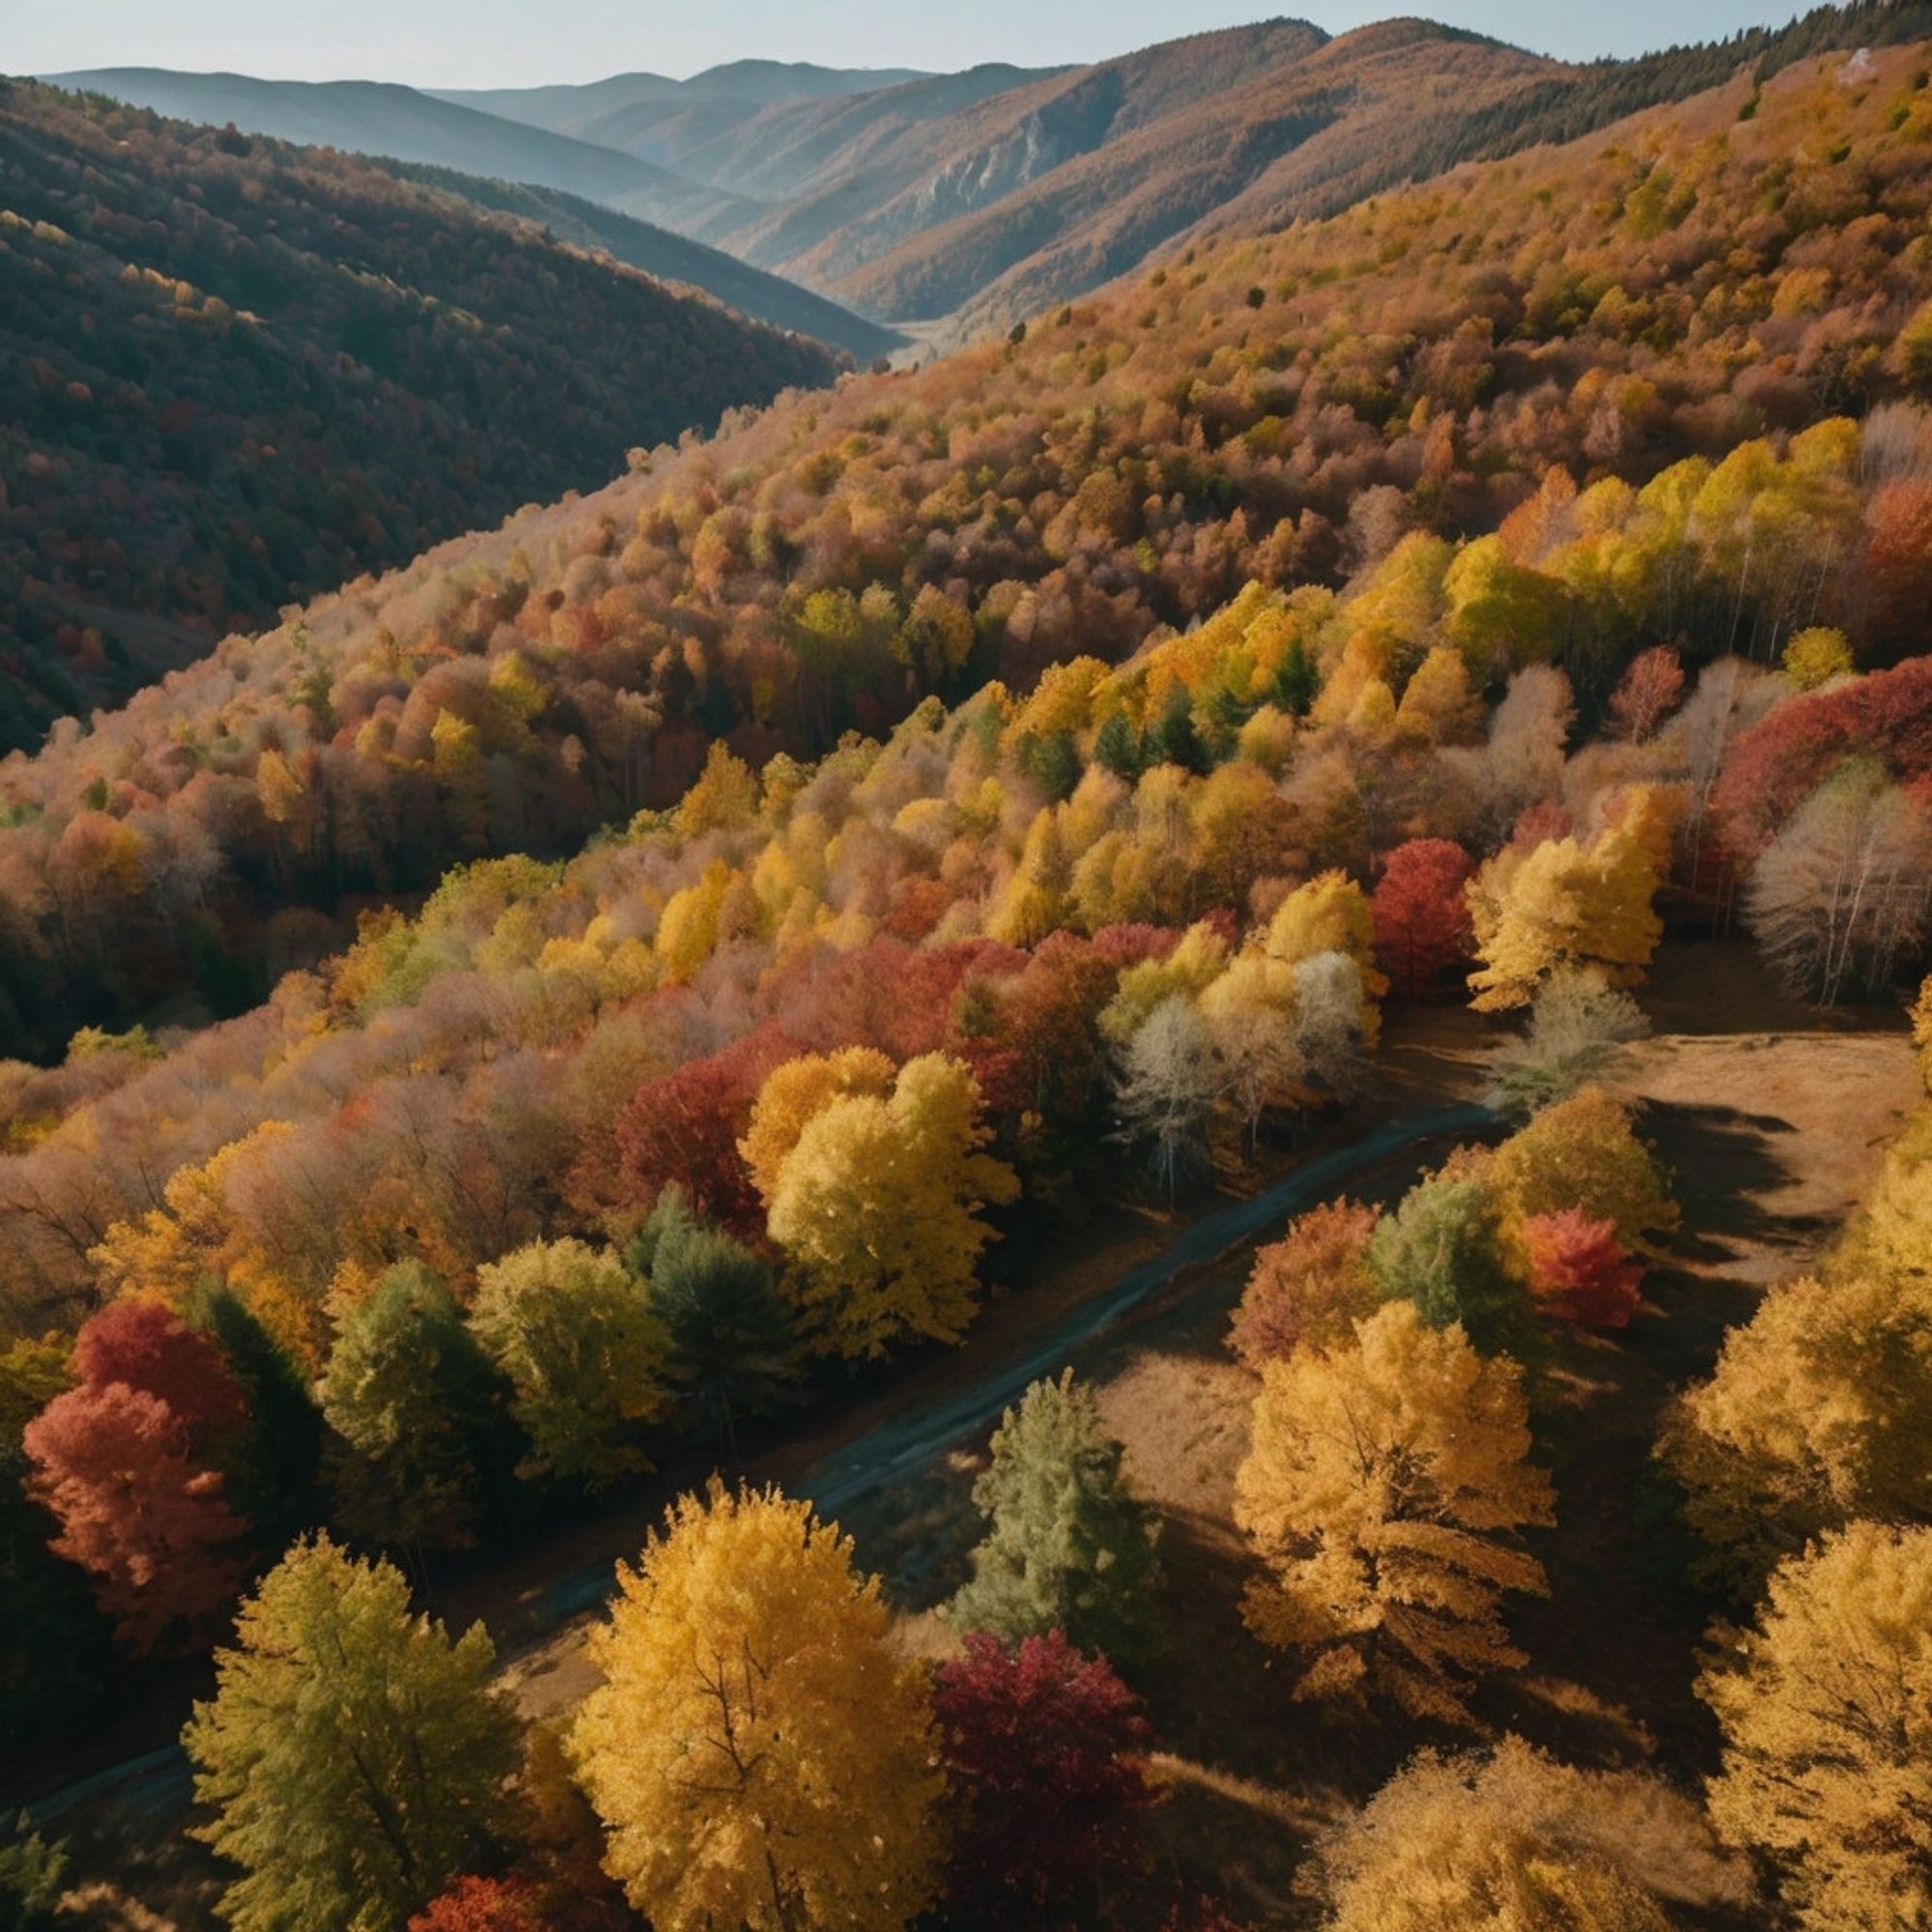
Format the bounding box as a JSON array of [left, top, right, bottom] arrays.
[[4, 7, 1932, 1930]]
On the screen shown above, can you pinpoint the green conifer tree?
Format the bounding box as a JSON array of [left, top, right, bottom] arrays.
[[319, 1263, 504, 1552], [951, 1371, 1164, 1667]]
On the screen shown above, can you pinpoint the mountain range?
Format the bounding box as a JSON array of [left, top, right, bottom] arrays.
[[55, 5, 1932, 342]]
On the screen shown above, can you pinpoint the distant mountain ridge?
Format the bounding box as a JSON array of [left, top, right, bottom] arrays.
[[371, 163, 904, 362], [435, 61, 939, 140], [50, 2, 1932, 343], [39, 66, 761, 234]]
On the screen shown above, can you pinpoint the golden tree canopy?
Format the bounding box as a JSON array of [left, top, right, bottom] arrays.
[[739, 1046, 896, 1208], [1313, 1736, 1743, 1932], [1466, 799, 1670, 1010], [766, 1052, 1017, 1358], [570, 1484, 945, 1932], [1234, 1300, 1553, 1721], [1699, 1521, 1932, 1932]]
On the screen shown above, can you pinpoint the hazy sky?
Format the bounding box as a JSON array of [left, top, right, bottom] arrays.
[[14, 1, 1814, 89]]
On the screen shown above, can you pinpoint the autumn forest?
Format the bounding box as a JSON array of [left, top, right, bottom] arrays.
[[3, 6, 1932, 1930]]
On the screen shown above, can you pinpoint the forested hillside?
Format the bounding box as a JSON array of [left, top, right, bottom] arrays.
[[5, 45, 1931, 1049], [0, 80, 840, 754], [36, 67, 756, 234], [378, 163, 904, 363], [5, 19, 1932, 1932]]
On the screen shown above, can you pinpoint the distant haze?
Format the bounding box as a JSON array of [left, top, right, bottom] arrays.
[[14, 0, 1818, 89]]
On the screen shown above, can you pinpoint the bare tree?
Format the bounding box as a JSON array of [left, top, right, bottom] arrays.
[[1112, 994, 1218, 1204], [1746, 763, 1932, 1006]]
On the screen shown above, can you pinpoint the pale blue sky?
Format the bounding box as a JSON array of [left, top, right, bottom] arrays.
[[13, 0, 1814, 89]]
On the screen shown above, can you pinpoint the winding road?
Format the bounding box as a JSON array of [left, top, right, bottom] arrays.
[[26, 1099, 1492, 1839]]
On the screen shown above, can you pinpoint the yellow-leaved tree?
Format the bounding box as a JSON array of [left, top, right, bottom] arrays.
[[570, 1485, 945, 1932], [1488, 1086, 1681, 1258], [1698, 1521, 1932, 1932], [1234, 1300, 1553, 1721], [1663, 1113, 1932, 1594], [1662, 1266, 1932, 1596], [766, 1053, 1018, 1358], [739, 1047, 896, 1208], [1465, 793, 1673, 1009], [1311, 1736, 1744, 1932]]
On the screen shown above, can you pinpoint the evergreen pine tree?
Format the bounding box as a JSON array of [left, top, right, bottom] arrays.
[[1270, 638, 1320, 717], [632, 1186, 800, 1462], [190, 1283, 324, 1555], [1093, 712, 1142, 781], [319, 1263, 506, 1553], [1145, 694, 1210, 775], [951, 1371, 1164, 1668]]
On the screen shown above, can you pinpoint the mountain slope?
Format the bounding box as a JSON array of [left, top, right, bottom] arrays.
[[3, 38, 1928, 1052], [39, 66, 759, 235], [691, 21, 1335, 275], [832, 21, 1555, 329], [376, 163, 903, 362], [0, 78, 839, 753], [5, 37, 1932, 1312]]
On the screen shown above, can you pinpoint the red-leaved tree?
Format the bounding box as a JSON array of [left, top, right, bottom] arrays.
[[933, 1630, 1158, 1919], [23, 1380, 249, 1654], [1864, 481, 1932, 646], [1608, 645, 1686, 743], [1520, 1208, 1643, 1328], [598, 1021, 795, 1234], [72, 1298, 248, 1455], [1230, 1199, 1380, 1369], [1371, 839, 1474, 998], [1709, 656, 1932, 865], [21, 1300, 253, 1654], [407, 1877, 545, 1932]]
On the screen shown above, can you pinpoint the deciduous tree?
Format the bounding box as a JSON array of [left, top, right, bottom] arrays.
[[1112, 994, 1219, 1202], [1312, 1736, 1741, 1932], [22, 1302, 253, 1654], [739, 1046, 895, 1208], [933, 1631, 1158, 1918], [1486, 967, 1649, 1120], [1466, 804, 1668, 1010], [185, 1535, 520, 1932], [469, 1238, 673, 1487], [1698, 1522, 1932, 1932], [570, 1485, 944, 1932], [1662, 1264, 1932, 1598], [767, 1052, 1017, 1358], [1367, 1171, 1533, 1359], [1608, 645, 1686, 742], [1230, 1199, 1380, 1370], [1371, 839, 1474, 998], [1745, 762, 1932, 1007], [1490, 1087, 1680, 1256], [1235, 1302, 1553, 1720], [1520, 1209, 1643, 1329]]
